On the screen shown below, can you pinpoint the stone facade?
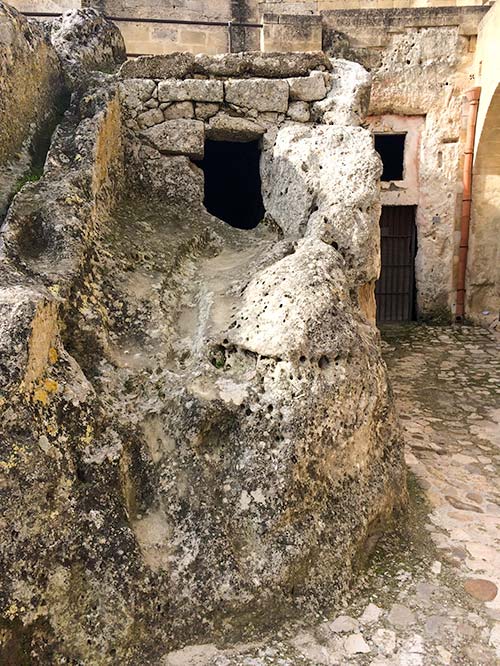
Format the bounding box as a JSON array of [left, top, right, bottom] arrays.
[[323, 6, 488, 320], [467, 0, 500, 328]]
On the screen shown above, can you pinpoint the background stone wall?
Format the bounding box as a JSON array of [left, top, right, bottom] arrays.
[[467, 0, 500, 326], [323, 6, 487, 318], [8, 0, 490, 55]]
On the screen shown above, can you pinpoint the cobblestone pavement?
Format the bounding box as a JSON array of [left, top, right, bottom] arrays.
[[162, 325, 500, 666]]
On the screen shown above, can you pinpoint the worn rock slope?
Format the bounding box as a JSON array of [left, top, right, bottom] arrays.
[[0, 10, 406, 663]]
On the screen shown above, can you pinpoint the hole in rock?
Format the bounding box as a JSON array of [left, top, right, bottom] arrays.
[[197, 139, 265, 229], [374, 133, 406, 181]]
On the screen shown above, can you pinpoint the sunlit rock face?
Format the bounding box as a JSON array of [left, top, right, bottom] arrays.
[[0, 11, 406, 662]]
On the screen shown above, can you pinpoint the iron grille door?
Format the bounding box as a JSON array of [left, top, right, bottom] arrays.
[[376, 205, 417, 324]]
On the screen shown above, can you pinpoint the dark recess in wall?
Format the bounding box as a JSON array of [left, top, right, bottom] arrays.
[[197, 139, 265, 230], [375, 133, 406, 181]]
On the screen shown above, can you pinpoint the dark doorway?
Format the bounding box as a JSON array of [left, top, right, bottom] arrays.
[[374, 134, 406, 181], [376, 205, 417, 323], [197, 139, 265, 229]]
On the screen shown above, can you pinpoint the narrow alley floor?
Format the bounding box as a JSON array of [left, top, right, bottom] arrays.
[[162, 325, 500, 666]]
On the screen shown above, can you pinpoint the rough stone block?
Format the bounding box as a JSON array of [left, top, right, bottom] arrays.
[[206, 114, 265, 142], [224, 78, 289, 113], [193, 51, 332, 78], [119, 79, 156, 113], [119, 52, 195, 79], [195, 102, 220, 120], [141, 119, 205, 159], [163, 101, 194, 120], [287, 101, 311, 123], [288, 72, 327, 102], [158, 78, 224, 103], [137, 107, 164, 129]]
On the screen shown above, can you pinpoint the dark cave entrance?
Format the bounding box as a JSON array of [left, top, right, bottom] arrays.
[[197, 139, 265, 230]]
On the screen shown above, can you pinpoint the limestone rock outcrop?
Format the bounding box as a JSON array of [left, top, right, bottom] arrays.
[[0, 15, 406, 663], [0, 2, 64, 216], [50, 8, 126, 89]]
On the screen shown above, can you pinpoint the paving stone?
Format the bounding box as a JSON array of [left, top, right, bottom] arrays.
[[464, 578, 498, 602], [328, 615, 359, 633], [388, 604, 416, 628], [372, 628, 396, 655], [344, 633, 370, 654], [360, 602, 384, 624]]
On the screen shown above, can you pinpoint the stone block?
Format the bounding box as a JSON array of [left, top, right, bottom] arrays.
[[224, 79, 289, 113], [119, 79, 156, 113], [120, 53, 195, 79], [288, 72, 327, 102], [206, 114, 265, 142], [195, 102, 220, 120], [158, 79, 224, 103], [137, 107, 164, 129], [163, 101, 194, 120], [141, 119, 205, 159], [261, 15, 323, 53], [287, 101, 311, 122]]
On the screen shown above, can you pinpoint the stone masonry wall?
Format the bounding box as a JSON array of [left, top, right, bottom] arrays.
[[323, 6, 488, 319], [119, 51, 379, 317]]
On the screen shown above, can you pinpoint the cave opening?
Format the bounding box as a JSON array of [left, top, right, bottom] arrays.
[[197, 139, 265, 230], [374, 133, 406, 181]]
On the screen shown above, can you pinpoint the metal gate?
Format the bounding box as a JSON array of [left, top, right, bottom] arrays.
[[375, 205, 417, 323]]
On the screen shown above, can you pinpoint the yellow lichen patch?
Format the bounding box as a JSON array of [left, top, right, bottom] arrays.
[[48, 347, 58, 364], [0, 456, 17, 471], [0, 397, 5, 408], [3, 603, 23, 620], [33, 388, 48, 405], [44, 378, 58, 394], [48, 285, 61, 297], [81, 423, 94, 446]]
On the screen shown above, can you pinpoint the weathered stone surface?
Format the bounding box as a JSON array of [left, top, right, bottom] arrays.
[[344, 633, 371, 654], [195, 102, 220, 120], [206, 114, 265, 142], [225, 78, 289, 112], [288, 71, 327, 101], [51, 8, 126, 89], [388, 604, 417, 628], [0, 2, 64, 167], [193, 51, 333, 78], [137, 107, 164, 129], [141, 119, 205, 159], [360, 602, 384, 624], [287, 101, 311, 122], [119, 78, 156, 115], [261, 123, 382, 285], [0, 41, 406, 663], [373, 628, 397, 655], [119, 51, 195, 79], [158, 79, 224, 103], [329, 615, 360, 633], [313, 58, 371, 126], [163, 101, 194, 120], [464, 579, 498, 602]]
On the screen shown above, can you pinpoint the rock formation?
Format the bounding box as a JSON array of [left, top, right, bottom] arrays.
[[0, 5, 406, 663]]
